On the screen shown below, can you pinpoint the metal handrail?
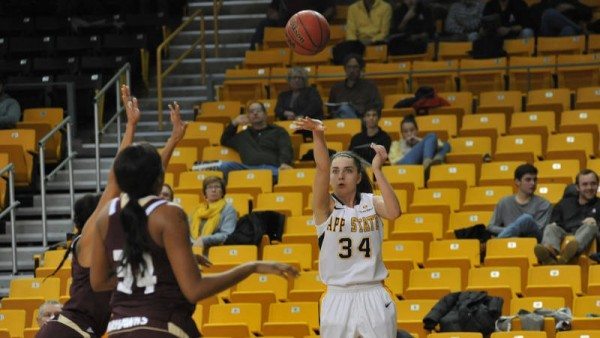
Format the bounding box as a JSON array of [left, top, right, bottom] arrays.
[[39, 116, 76, 248], [0, 163, 21, 274], [213, 0, 223, 57], [93, 63, 131, 192], [157, 9, 206, 129]]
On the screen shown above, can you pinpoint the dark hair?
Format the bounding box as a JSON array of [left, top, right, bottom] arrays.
[[247, 101, 267, 114], [364, 105, 382, 118], [576, 168, 599, 185], [73, 194, 102, 233], [401, 114, 418, 130], [514, 163, 538, 180], [330, 151, 373, 204], [202, 176, 226, 196], [343, 53, 365, 69], [113, 143, 164, 275]]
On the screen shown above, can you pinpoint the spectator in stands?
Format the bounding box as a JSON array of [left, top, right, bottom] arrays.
[[487, 164, 552, 240], [328, 54, 382, 118], [190, 176, 237, 254], [160, 183, 174, 201], [388, 0, 435, 56], [249, 0, 336, 50], [482, 0, 535, 38], [388, 114, 450, 168], [348, 106, 392, 164], [219, 102, 294, 181], [533, 0, 592, 36], [275, 67, 323, 121], [0, 77, 21, 129], [37, 300, 63, 327], [346, 0, 393, 45], [535, 169, 600, 265], [443, 0, 485, 41]]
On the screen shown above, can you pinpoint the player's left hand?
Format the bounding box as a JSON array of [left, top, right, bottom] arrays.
[[168, 101, 187, 143], [194, 254, 213, 268], [254, 261, 300, 278], [371, 143, 388, 169]]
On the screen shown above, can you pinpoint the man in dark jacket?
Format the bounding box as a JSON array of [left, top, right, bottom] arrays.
[[482, 0, 534, 38], [531, 0, 592, 36]]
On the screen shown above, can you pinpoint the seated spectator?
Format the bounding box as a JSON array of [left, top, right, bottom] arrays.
[[535, 0, 592, 36], [275, 67, 323, 121], [190, 176, 237, 254], [487, 164, 552, 241], [388, 0, 435, 55], [37, 300, 62, 327], [388, 114, 450, 168], [346, 0, 393, 45], [160, 183, 174, 201], [250, 0, 335, 50], [482, 0, 534, 39], [329, 54, 382, 118], [219, 102, 293, 180], [348, 106, 392, 164], [0, 77, 21, 129], [444, 0, 485, 41], [535, 169, 600, 265]]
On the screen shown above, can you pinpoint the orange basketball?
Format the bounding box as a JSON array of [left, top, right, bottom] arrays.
[[285, 10, 330, 55]]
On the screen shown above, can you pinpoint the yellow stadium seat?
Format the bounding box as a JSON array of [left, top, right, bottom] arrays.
[[8, 277, 60, 300], [425, 239, 480, 289], [427, 163, 477, 201], [254, 192, 303, 216], [364, 62, 409, 97], [192, 304, 204, 330], [546, 132, 595, 168], [284, 216, 316, 236], [226, 169, 273, 199], [478, 91, 522, 115], [291, 47, 331, 66], [234, 273, 288, 301], [383, 93, 414, 109], [297, 141, 343, 162], [0, 310, 25, 338], [526, 88, 571, 114], [508, 56, 555, 93], [24, 327, 38, 338], [262, 302, 319, 337], [504, 37, 535, 57], [396, 299, 438, 338], [588, 265, 600, 295], [180, 121, 224, 149], [223, 193, 252, 217], [508, 111, 555, 150], [462, 186, 513, 212], [484, 237, 537, 291], [479, 161, 525, 186], [428, 333, 482, 338], [382, 240, 423, 287], [572, 295, 600, 330], [460, 113, 506, 150], [198, 101, 242, 124], [404, 267, 462, 299], [495, 134, 543, 163], [379, 116, 403, 140], [385, 269, 405, 299], [556, 331, 600, 338], [262, 243, 312, 271], [537, 35, 585, 55], [364, 44, 389, 63], [262, 26, 287, 49], [491, 332, 547, 338], [288, 270, 325, 302], [175, 171, 214, 195], [435, 91, 474, 124], [321, 118, 361, 145], [243, 48, 290, 69], [0, 129, 36, 186], [459, 58, 507, 96], [535, 183, 566, 204], [556, 54, 600, 90], [274, 168, 316, 202], [39, 249, 68, 268], [411, 60, 458, 93], [467, 266, 522, 314], [409, 188, 461, 229], [164, 147, 198, 175], [525, 265, 582, 308], [202, 303, 262, 337], [536, 159, 580, 184], [437, 41, 472, 61], [315, 65, 345, 98], [328, 25, 346, 46], [575, 86, 600, 109], [445, 136, 492, 170], [447, 211, 493, 238], [222, 68, 270, 103], [172, 193, 201, 216], [381, 165, 425, 203], [415, 114, 457, 141], [35, 266, 72, 298], [206, 245, 258, 273], [17, 107, 64, 164], [196, 295, 220, 329], [201, 145, 241, 163], [559, 109, 600, 152], [390, 213, 444, 251]]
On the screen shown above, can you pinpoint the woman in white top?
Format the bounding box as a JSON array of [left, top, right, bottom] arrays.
[[294, 117, 401, 338]]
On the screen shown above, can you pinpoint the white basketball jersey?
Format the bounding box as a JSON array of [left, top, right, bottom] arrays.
[[317, 193, 387, 286]]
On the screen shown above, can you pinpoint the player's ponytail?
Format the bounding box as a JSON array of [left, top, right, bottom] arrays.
[[113, 143, 163, 275]]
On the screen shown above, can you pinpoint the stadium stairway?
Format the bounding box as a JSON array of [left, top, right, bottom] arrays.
[[0, 0, 268, 295]]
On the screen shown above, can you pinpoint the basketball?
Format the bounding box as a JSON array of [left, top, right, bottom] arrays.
[[285, 10, 330, 55]]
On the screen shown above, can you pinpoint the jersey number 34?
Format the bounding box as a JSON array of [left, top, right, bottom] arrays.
[[338, 237, 371, 258]]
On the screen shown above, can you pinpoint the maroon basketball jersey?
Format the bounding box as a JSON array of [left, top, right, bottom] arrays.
[[60, 236, 112, 336], [104, 197, 197, 330]]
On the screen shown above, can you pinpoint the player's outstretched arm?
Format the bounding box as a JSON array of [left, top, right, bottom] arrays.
[[161, 101, 187, 169], [371, 144, 401, 220], [293, 117, 331, 224]]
